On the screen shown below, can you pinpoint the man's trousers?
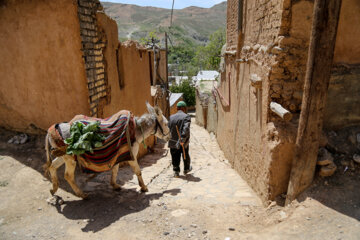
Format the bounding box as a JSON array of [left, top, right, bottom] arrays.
[[170, 147, 191, 173]]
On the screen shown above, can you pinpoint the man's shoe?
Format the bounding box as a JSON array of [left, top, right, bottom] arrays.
[[174, 172, 180, 178], [184, 166, 192, 175]]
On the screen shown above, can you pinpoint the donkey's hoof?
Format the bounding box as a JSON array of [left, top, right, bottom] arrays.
[[141, 187, 148, 192], [112, 185, 122, 191], [50, 189, 56, 196], [79, 193, 89, 199]]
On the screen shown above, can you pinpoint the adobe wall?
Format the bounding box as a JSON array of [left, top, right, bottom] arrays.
[[218, 0, 360, 202], [270, 0, 360, 128], [86, 10, 158, 156], [226, 0, 240, 51], [195, 91, 209, 127], [0, 0, 90, 133], [333, 0, 360, 64], [324, 66, 360, 129], [206, 95, 218, 134], [149, 50, 167, 86], [325, 0, 360, 129], [102, 40, 151, 117], [102, 40, 155, 156], [217, 0, 296, 202], [77, 0, 109, 118], [266, 0, 360, 196]]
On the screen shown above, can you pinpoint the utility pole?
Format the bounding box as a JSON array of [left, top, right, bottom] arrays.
[[165, 32, 170, 118], [286, 0, 342, 204], [152, 37, 157, 85]]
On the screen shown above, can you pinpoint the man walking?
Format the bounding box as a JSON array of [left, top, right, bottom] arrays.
[[168, 101, 192, 177]]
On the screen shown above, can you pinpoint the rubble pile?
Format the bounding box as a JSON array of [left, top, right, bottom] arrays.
[[317, 127, 360, 177], [7, 133, 28, 144]]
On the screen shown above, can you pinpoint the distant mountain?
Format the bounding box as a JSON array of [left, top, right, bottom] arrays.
[[101, 1, 227, 45]]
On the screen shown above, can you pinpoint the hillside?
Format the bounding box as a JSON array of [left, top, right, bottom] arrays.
[[101, 1, 227, 45]]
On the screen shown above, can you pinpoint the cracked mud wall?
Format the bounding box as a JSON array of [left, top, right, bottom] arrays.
[[219, 0, 360, 203], [218, 0, 288, 202], [0, 0, 90, 133], [96, 14, 155, 156], [0, 0, 156, 157], [271, 0, 360, 127]]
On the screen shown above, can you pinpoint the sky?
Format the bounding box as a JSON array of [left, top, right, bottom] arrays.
[[100, 0, 225, 9]]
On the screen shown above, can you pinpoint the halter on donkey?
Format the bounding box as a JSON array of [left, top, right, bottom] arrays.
[[44, 102, 170, 199]]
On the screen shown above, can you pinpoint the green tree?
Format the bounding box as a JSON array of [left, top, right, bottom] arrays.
[[140, 30, 160, 46], [170, 79, 196, 107], [194, 28, 226, 70]]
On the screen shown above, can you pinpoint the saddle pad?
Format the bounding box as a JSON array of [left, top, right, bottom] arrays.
[[75, 111, 136, 173]]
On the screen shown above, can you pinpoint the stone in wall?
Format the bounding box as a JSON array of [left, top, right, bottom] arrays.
[[267, 1, 313, 119]]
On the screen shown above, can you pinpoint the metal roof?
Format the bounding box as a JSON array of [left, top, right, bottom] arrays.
[[169, 93, 184, 107], [193, 70, 219, 81]]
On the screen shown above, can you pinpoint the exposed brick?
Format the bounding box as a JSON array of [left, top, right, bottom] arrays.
[[88, 82, 95, 89], [90, 102, 97, 108], [95, 62, 104, 68], [81, 36, 93, 43], [79, 0, 94, 8], [96, 68, 104, 74], [78, 0, 109, 117], [91, 94, 99, 102], [85, 63, 90, 69], [83, 49, 95, 56], [94, 50, 102, 55], [83, 42, 94, 49], [95, 80, 104, 87], [96, 73, 105, 80], [86, 69, 95, 79], [95, 56, 103, 61]]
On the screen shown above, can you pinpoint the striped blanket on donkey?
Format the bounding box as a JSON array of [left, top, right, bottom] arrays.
[[49, 110, 136, 173]]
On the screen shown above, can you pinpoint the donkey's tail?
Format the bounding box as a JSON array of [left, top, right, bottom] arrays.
[[43, 133, 51, 176]]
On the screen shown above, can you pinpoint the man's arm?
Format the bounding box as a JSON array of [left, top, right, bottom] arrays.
[[181, 115, 191, 141]]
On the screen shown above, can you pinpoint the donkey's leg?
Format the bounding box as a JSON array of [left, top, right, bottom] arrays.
[[63, 155, 88, 199], [110, 163, 121, 190], [128, 159, 148, 192], [49, 157, 65, 195]]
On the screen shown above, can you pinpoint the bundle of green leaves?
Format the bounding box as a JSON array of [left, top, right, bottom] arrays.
[[65, 121, 105, 155]]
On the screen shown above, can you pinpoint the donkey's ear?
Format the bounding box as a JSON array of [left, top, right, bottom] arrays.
[[146, 101, 155, 114], [154, 106, 162, 116]]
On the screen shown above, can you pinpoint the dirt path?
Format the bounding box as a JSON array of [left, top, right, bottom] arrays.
[[0, 120, 360, 239]]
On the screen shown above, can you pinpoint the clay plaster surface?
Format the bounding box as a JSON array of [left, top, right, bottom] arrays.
[[0, 0, 89, 132]]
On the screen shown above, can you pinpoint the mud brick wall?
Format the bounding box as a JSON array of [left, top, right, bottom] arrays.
[[218, 0, 294, 203], [267, 0, 311, 118], [78, 0, 109, 117], [226, 0, 309, 121], [226, 0, 240, 51], [268, 0, 360, 126], [0, 0, 90, 132]]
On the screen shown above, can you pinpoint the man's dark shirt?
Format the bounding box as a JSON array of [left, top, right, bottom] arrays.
[[168, 110, 191, 149]]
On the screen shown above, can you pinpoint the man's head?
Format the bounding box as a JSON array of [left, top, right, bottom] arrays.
[[177, 101, 187, 112]]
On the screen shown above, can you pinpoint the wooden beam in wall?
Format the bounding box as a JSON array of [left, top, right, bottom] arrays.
[[286, 0, 342, 204]]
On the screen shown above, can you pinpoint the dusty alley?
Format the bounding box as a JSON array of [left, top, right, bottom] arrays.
[[0, 119, 360, 240]]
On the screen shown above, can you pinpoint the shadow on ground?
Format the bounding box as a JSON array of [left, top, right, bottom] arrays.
[[0, 127, 168, 199], [178, 173, 201, 182], [297, 165, 360, 221], [53, 188, 180, 232]]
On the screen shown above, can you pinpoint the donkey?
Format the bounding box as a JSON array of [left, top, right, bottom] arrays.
[[44, 102, 170, 199]]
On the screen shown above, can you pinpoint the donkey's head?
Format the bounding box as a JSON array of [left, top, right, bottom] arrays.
[[146, 102, 170, 141]]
